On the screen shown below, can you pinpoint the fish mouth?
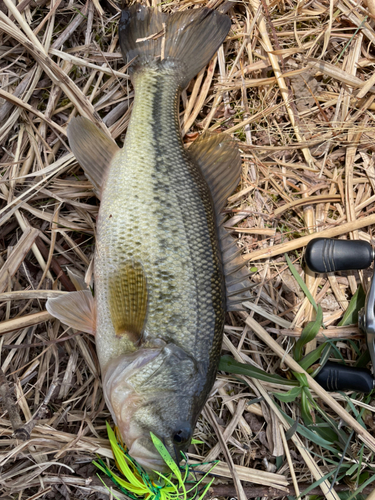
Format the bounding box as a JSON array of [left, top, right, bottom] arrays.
[[128, 437, 170, 473], [102, 349, 174, 474]]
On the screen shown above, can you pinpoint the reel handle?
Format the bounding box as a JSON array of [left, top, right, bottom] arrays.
[[305, 238, 374, 273], [315, 361, 374, 393]]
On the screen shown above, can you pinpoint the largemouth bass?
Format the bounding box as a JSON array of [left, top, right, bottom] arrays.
[[47, 5, 250, 472]]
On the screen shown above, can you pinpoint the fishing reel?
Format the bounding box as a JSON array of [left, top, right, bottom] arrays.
[[305, 238, 375, 393]]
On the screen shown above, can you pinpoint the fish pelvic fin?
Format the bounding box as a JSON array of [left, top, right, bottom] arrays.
[[67, 116, 120, 198], [108, 260, 148, 344], [66, 268, 86, 291], [188, 133, 241, 215], [188, 133, 252, 311], [46, 290, 96, 335], [119, 5, 231, 88]]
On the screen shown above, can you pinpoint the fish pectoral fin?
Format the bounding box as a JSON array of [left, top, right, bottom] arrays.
[[109, 260, 148, 344], [188, 133, 252, 311], [67, 116, 119, 198], [46, 290, 96, 335]]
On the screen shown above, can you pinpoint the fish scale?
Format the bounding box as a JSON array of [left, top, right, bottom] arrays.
[[95, 68, 225, 375]]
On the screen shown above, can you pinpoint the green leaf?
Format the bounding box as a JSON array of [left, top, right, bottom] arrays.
[[191, 439, 204, 444], [339, 393, 366, 429], [310, 419, 339, 443], [297, 468, 339, 499], [356, 349, 371, 368], [293, 306, 323, 362], [356, 445, 365, 487], [338, 285, 365, 326], [219, 355, 298, 386], [308, 396, 344, 443], [300, 389, 314, 426], [299, 342, 327, 371], [293, 372, 309, 387], [346, 462, 360, 476], [343, 471, 375, 500], [278, 408, 339, 453], [273, 386, 302, 403], [301, 388, 340, 442], [310, 344, 332, 378], [359, 471, 370, 485], [275, 455, 283, 470], [150, 432, 183, 486], [285, 253, 318, 311], [338, 493, 366, 500], [285, 419, 298, 441]]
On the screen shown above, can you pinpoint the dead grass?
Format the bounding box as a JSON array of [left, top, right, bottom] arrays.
[[1, 0, 375, 498]]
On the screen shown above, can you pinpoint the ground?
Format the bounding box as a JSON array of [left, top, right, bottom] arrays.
[[1, 0, 375, 499]]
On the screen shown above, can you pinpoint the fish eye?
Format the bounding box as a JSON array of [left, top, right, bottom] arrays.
[[172, 425, 191, 445]]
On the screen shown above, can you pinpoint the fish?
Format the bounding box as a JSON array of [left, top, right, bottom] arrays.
[[46, 5, 251, 473]]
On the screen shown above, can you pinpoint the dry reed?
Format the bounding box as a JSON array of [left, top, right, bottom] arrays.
[[1, 0, 375, 499]]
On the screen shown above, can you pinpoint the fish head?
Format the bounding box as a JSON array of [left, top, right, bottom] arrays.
[[103, 344, 205, 473]]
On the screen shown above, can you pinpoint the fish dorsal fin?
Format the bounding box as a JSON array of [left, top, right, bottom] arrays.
[[108, 261, 148, 345], [67, 117, 120, 197], [188, 133, 241, 215], [188, 133, 252, 311], [46, 290, 96, 335]]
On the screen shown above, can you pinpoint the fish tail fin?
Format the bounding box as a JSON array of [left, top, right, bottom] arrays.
[[119, 5, 231, 88]]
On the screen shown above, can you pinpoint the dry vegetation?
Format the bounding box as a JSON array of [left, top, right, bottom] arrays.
[[1, 0, 375, 498]]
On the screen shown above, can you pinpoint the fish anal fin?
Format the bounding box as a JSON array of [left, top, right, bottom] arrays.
[[46, 290, 96, 335], [108, 261, 148, 344], [67, 117, 120, 197], [219, 224, 253, 311]]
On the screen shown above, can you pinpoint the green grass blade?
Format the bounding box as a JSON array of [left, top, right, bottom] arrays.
[[344, 472, 375, 500], [296, 468, 341, 499], [278, 408, 339, 454], [310, 344, 332, 378], [96, 474, 124, 500], [285, 253, 318, 311], [299, 342, 327, 371], [273, 386, 302, 403], [338, 285, 365, 326], [293, 306, 323, 361], [356, 445, 365, 488], [300, 388, 314, 426], [219, 355, 298, 386]]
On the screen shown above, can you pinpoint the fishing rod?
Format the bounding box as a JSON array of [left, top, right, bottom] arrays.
[[305, 238, 375, 393]]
